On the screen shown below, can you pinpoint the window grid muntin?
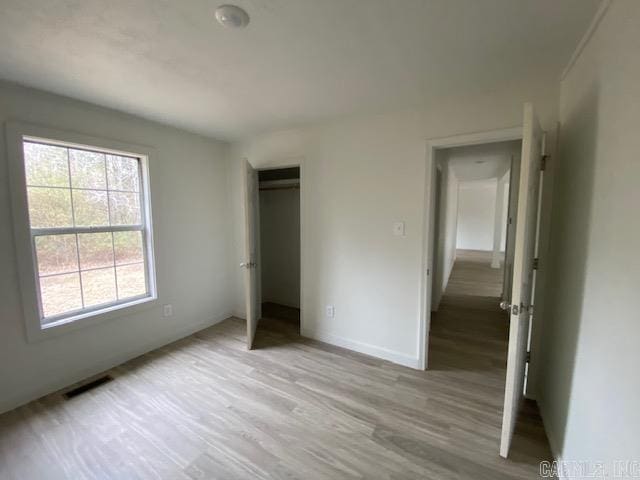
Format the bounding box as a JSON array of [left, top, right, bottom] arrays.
[[104, 149, 119, 301], [24, 139, 150, 323], [65, 145, 86, 310], [37, 258, 145, 279]]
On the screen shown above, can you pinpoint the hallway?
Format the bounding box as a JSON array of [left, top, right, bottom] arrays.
[[428, 249, 552, 468], [429, 249, 508, 373]]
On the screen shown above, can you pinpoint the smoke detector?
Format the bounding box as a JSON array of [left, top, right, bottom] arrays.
[[215, 5, 250, 29]]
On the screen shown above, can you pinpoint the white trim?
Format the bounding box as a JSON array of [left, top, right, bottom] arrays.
[[302, 326, 421, 369], [0, 312, 232, 415], [427, 126, 522, 150], [5, 121, 158, 342], [560, 0, 612, 81], [32, 225, 143, 236], [419, 126, 523, 370]]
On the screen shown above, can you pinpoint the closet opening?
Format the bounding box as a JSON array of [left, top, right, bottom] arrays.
[[257, 166, 301, 335]]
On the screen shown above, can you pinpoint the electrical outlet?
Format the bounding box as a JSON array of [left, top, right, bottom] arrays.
[[163, 304, 173, 317], [326, 305, 335, 318]]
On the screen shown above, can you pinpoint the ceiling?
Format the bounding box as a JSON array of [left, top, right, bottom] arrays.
[[446, 140, 520, 182], [0, 0, 600, 140]]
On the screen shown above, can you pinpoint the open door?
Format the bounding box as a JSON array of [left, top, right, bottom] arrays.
[[499, 103, 545, 458], [241, 159, 259, 349]]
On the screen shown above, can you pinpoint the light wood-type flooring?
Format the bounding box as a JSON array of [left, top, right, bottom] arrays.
[[0, 250, 552, 479]]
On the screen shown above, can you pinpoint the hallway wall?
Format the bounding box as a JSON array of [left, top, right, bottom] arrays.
[[537, 0, 640, 472], [456, 179, 499, 252], [434, 159, 460, 308]]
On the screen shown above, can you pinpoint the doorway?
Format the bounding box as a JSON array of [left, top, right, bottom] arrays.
[[429, 139, 521, 316], [428, 139, 522, 368], [421, 104, 547, 458], [256, 166, 301, 336]]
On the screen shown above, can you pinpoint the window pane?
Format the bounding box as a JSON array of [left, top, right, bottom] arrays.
[[113, 231, 143, 265], [109, 192, 141, 225], [40, 273, 82, 319], [35, 234, 78, 276], [69, 149, 106, 189], [81, 267, 116, 308], [73, 190, 109, 227], [78, 232, 114, 270], [116, 263, 146, 299], [24, 142, 69, 187], [27, 187, 73, 228], [107, 155, 139, 192]]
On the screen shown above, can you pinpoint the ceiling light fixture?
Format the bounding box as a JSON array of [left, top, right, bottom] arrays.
[[215, 4, 250, 29]]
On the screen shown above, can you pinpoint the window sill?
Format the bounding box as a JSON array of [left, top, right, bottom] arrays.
[[26, 295, 158, 343]]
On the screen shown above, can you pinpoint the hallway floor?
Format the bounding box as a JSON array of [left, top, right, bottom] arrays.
[[429, 249, 552, 470]]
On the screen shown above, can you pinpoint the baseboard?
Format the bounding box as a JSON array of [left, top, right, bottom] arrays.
[[301, 326, 421, 369], [0, 311, 231, 415]]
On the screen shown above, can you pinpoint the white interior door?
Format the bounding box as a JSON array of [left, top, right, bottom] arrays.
[[500, 103, 545, 458], [242, 159, 259, 349]]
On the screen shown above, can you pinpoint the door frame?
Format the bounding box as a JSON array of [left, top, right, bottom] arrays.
[[250, 159, 305, 334], [419, 127, 523, 369]]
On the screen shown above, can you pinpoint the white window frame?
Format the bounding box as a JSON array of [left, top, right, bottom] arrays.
[[6, 122, 158, 342]]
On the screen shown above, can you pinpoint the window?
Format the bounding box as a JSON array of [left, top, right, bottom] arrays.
[[7, 124, 156, 338]]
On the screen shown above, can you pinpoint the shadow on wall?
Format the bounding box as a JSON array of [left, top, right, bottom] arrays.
[[538, 84, 599, 454]]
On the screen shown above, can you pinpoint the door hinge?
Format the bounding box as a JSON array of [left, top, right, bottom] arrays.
[[532, 258, 539, 270], [526, 351, 531, 363], [540, 155, 549, 171]]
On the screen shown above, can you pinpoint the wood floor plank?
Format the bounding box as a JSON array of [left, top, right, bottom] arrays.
[[0, 251, 552, 479]]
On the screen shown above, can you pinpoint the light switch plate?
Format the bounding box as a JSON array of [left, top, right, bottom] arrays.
[[163, 304, 173, 317], [393, 221, 406, 236]]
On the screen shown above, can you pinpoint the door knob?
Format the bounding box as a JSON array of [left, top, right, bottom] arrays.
[[500, 301, 524, 315], [240, 262, 256, 269]]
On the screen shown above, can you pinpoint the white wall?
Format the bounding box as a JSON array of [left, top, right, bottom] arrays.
[[456, 179, 498, 251], [0, 82, 234, 413], [500, 180, 509, 250], [259, 188, 300, 308], [490, 173, 509, 268], [433, 157, 459, 310], [229, 78, 559, 368], [536, 1, 640, 474], [442, 164, 460, 289]]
